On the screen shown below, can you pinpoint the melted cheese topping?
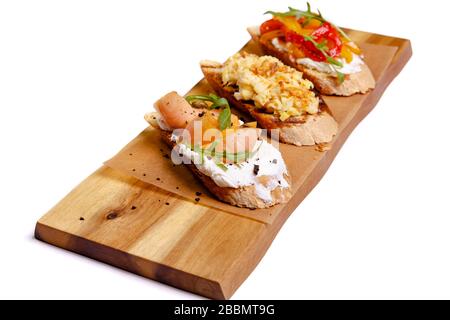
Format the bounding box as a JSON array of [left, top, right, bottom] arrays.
[[222, 53, 319, 121]]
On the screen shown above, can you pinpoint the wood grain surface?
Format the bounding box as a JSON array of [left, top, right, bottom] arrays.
[[35, 29, 412, 300]]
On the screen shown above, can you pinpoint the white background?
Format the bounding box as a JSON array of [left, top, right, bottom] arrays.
[[1, 0, 449, 300]]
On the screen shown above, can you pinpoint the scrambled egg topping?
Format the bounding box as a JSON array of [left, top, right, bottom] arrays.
[[222, 53, 319, 121]]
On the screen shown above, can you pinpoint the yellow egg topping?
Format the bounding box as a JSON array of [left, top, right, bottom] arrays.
[[222, 53, 319, 121]]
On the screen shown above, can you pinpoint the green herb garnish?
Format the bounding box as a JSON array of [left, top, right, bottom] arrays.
[[336, 71, 345, 84], [186, 94, 228, 109], [206, 140, 218, 154], [186, 94, 232, 130], [218, 106, 231, 132], [326, 56, 343, 68], [265, 2, 351, 41], [266, 3, 322, 22], [216, 163, 229, 172], [186, 140, 262, 171]]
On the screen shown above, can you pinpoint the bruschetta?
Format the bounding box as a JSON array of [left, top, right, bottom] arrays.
[[248, 3, 376, 96], [200, 53, 338, 146], [145, 91, 292, 209]]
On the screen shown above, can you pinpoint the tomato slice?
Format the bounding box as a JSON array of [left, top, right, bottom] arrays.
[[260, 19, 283, 34]]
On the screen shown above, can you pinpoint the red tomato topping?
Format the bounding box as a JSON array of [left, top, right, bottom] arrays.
[[312, 22, 342, 58], [285, 31, 326, 62], [259, 18, 344, 62]]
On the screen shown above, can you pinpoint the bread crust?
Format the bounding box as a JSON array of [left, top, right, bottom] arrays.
[[200, 62, 338, 146], [248, 27, 376, 97], [160, 130, 291, 209]]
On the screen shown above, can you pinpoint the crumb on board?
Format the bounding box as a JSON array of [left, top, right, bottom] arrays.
[[315, 143, 332, 152]]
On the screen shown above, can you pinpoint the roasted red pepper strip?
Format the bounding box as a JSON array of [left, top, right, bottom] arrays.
[[311, 22, 331, 38], [259, 17, 344, 62], [285, 30, 326, 62], [260, 19, 283, 34], [312, 22, 342, 58]]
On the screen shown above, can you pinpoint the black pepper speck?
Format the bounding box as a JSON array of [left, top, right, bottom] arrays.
[[107, 212, 118, 220]]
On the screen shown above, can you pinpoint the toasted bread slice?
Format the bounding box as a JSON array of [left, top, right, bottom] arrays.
[[145, 110, 292, 209], [248, 27, 376, 97], [157, 129, 291, 209], [200, 60, 338, 146]]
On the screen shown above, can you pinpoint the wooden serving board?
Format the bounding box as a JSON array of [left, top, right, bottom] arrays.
[[35, 29, 412, 299]]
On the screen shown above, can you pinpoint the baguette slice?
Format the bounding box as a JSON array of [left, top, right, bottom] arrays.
[[200, 60, 338, 147], [145, 112, 292, 209], [248, 26, 376, 97]]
